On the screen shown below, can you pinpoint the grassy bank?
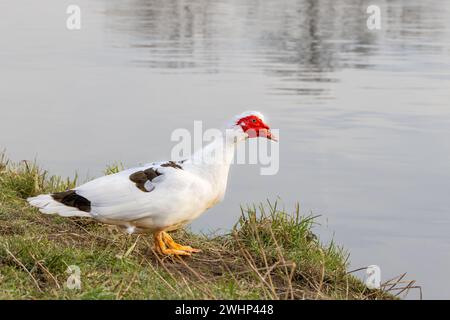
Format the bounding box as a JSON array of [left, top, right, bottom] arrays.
[[0, 154, 400, 299]]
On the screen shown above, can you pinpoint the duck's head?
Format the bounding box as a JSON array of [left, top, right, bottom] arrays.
[[232, 111, 277, 141]]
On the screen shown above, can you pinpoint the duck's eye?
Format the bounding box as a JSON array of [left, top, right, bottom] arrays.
[[252, 119, 257, 123]]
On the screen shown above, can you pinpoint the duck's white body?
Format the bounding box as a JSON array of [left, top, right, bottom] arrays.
[[28, 124, 242, 234]]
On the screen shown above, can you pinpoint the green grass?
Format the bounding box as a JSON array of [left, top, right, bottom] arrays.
[[0, 153, 400, 299]]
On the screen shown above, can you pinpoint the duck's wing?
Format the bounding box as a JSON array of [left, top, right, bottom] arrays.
[[28, 160, 194, 221]]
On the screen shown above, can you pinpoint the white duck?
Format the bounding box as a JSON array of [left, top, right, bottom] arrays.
[[28, 111, 276, 256]]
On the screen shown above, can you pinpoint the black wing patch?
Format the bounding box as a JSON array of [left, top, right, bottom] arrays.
[[52, 190, 91, 213], [129, 168, 162, 192], [161, 161, 183, 170], [129, 162, 183, 193]]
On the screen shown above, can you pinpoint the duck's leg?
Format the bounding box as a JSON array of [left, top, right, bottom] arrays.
[[162, 231, 201, 253], [153, 232, 191, 256]]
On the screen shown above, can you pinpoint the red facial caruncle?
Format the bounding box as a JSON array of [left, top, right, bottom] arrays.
[[236, 115, 277, 141]]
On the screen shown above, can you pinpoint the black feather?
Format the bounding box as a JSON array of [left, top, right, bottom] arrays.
[[52, 190, 91, 212]]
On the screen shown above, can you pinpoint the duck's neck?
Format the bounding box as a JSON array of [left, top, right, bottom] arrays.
[[187, 127, 246, 182]]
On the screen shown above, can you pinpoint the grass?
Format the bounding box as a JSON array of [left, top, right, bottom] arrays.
[[0, 153, 414, 299]]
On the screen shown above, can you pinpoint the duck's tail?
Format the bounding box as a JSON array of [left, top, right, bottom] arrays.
[[27, 193, 91, 217]]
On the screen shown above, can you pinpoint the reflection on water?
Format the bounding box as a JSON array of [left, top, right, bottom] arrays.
[[1, 0, 450, 298]]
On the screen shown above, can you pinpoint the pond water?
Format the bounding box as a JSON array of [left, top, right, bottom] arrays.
[[1, 0, 450, 299]]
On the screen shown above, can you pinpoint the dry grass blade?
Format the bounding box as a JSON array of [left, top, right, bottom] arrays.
[[29, 253, 61, 289], [4, 247, 43, 293], [234, 232, 278, 299], [268, 223, 295, 299]]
